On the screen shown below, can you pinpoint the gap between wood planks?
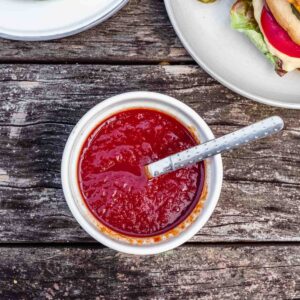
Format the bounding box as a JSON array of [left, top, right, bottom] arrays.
[[0, 241, 300, 249], [0, 177, 299, 190], [0, 120, 298, 134], [0, 60, 197, 65]]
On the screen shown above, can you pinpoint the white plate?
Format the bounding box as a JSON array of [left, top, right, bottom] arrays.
[[0, 0, 128, 41], [164, 0, 300, 109]]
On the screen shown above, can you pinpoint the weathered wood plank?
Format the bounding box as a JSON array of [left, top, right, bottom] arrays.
[[0, 181, 299, 243], [0, 245, 299, 299], [0, 0, 189, 62], [0, 64, 299, 243], [0, 64, 298, 185]]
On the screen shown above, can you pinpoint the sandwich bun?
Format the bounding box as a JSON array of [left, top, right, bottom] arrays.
[[266, 0, 300, 45], [253, 0, 300, 71]]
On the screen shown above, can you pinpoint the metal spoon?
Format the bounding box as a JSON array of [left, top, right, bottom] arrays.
[[145, 116, 284, 179]]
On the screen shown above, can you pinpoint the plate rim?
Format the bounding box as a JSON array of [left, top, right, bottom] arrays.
[[164, 0, 300, 110], [0, 0, 128, 41]]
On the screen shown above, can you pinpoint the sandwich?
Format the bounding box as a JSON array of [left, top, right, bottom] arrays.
[[231, 0, 300, 75]]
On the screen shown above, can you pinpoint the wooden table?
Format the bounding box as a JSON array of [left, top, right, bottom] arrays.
[[0, 0, 299, 298]]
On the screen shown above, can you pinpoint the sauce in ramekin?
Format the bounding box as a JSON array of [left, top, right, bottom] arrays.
[[78, 108, 205, 237]]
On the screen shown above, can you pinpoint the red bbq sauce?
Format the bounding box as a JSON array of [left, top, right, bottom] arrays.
[[78, 108, 205, 237]]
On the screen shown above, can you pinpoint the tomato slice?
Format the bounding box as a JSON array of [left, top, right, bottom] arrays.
[[261, 6, 300, 58]]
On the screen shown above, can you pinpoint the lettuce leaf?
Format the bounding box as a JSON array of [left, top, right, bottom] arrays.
[[231, 0, 286, 76]]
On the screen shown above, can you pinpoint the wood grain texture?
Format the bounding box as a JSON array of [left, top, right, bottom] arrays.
[[0, 0, 299, 297], [0, 245, 300, 299], [0, 0, 189, 63], [0, 64, 299, 243]]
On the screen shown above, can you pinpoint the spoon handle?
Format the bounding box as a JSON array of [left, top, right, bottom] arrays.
[[146, 116, 284, 179]]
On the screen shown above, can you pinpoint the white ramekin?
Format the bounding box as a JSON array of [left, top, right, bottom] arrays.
[[61, 91, 223, 255]]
